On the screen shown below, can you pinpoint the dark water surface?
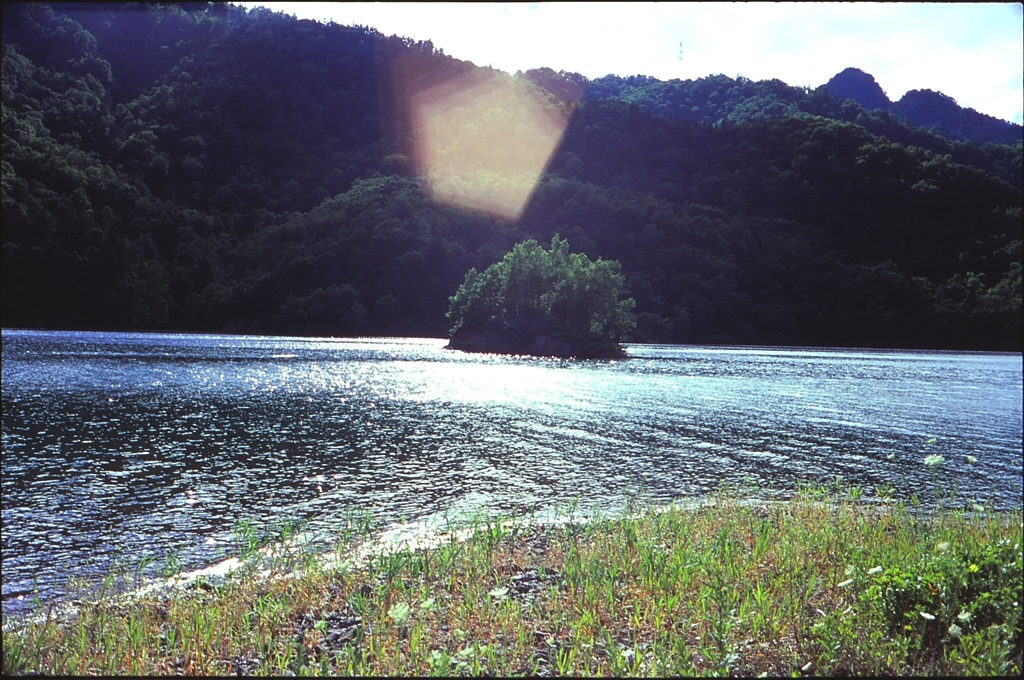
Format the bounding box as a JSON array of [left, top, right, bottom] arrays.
[[3, 330, 1021, 615]]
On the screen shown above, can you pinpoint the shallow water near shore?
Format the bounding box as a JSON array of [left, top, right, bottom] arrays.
[[2, 329, 1021, 616]]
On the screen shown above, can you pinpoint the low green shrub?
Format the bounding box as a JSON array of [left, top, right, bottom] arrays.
[[863, 536, 1022, 668]]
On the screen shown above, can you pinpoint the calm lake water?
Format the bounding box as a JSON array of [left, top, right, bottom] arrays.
[[2, 330, 1021, 616]]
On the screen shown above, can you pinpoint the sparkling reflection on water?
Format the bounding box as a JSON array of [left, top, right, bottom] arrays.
[[2, 330, 1021, 615]]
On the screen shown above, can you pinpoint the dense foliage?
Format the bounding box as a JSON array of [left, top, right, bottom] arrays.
[[2, 2, 1021, 350], [446, 236, 635, 358]]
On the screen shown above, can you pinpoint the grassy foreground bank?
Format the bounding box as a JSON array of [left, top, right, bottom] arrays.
[[3, 483, 1021, 676]]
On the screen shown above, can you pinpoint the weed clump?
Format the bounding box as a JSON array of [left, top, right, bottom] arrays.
[[864, 537, 1022, 673]]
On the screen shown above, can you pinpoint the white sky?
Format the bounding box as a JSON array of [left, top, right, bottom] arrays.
[[242, 2, 1024, 125]]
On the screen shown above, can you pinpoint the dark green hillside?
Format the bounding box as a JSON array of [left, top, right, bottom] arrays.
[[578, 71, 1022, 188], [533, 102, 1021, 348], [2, 3, 1020, 350]]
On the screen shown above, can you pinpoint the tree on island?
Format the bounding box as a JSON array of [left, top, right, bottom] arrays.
[[446, 236, 636, 358]]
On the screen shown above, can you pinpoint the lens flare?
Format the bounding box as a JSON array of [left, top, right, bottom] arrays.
[[395, 64, 575, 221]]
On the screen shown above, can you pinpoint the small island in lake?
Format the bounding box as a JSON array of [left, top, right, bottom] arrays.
[[446, 236, 636, 359]]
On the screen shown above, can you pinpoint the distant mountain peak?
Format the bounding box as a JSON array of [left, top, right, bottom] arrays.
[[825, 67, 892, 111], [824, 68, 1021, 145]]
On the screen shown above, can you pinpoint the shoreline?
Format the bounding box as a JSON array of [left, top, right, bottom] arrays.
[[3, 495, 702, 631], [3, 485, 1021, 676], [1, 489, 1007, 631]]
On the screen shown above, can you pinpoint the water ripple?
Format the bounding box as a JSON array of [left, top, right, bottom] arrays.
[[2, 331, 1021, 616]]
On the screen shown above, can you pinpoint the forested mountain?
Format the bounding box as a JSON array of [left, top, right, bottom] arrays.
[[825, 67, 1022, 148], [3, 2, 1021, 350], [574, 70, 1022, 186]]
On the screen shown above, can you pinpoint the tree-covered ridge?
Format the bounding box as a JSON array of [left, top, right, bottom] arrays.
[[576, 71, 1022, 188], [2, 3, 1021, 351], [447, 236, 635, 358], [825, 67, 1022, 147]]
